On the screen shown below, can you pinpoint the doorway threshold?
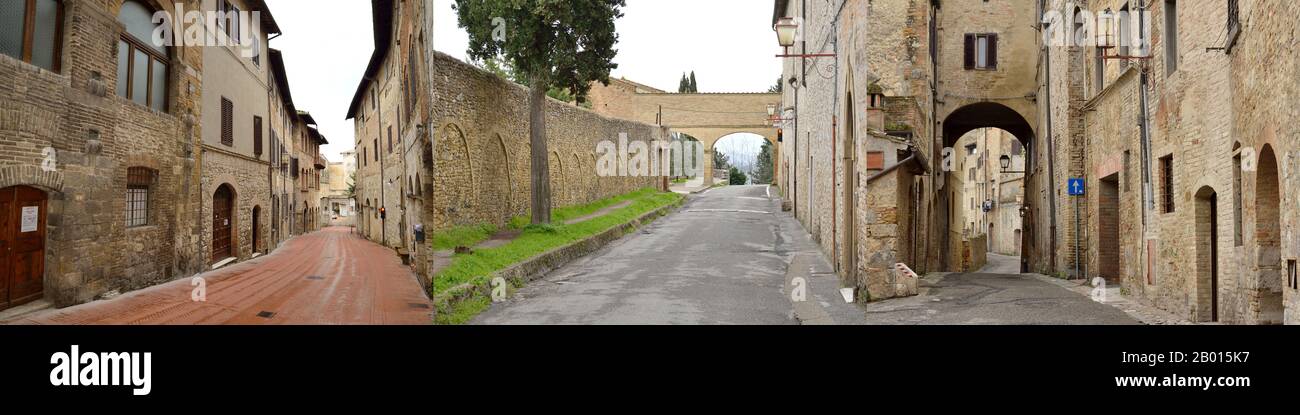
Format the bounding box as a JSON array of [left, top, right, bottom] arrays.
[[211, 257, 237, 270]]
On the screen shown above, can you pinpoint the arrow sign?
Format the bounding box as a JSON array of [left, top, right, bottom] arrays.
[[1068, 178, 1085, 196]]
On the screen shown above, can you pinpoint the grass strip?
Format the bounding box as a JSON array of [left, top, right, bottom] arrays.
[[432, 188, 683, 324]]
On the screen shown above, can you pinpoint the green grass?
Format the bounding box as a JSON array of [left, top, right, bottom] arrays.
[[429, 224, 498, 251], [506, 187, 663, 229], [432, 188, 683, 322], [434, 294, 492, 325]]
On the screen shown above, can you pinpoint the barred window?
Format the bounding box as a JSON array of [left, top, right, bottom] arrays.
[[126, 167, 153, 227]]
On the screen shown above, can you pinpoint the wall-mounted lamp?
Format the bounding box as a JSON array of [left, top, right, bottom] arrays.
[[774, 17, 836, 59]]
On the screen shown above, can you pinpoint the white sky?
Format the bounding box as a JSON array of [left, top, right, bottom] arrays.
[[269, 0, 778, 164]]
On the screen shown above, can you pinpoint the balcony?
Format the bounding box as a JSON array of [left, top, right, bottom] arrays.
[[314, 155, 326, 169]]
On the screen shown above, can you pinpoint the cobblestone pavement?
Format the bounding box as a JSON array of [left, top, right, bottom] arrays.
[[2, 227, 433, 325]]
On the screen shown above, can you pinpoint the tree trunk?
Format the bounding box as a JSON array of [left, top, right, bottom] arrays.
[[528, 76, 552, 224]]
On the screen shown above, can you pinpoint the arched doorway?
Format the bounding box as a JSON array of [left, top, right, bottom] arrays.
[[940, 102, 1035, 273], [0, 186, 47, 311], [251, 205, 261, 254], [1256, 145, 1283, 324], [1195, 186, 1219, 322], [212, 184, 235, 263]]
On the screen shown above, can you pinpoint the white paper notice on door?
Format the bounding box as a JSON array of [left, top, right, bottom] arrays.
[[21, 206, 39, 233]]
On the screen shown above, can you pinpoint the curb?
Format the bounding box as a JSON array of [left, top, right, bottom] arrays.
[[432, 196, 686, 321]]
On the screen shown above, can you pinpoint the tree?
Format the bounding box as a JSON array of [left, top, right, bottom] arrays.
[[728, 166, 748, 185], [767, 76, 783, 93], [753, 140, 775, 184], [689, 71, 698, 93], [455, 0, 626, 225], [713, 149, 730, 171], [346, 172, 357, 198]]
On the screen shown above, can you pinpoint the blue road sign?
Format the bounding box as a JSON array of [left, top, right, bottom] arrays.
[[1068, 178, 1085, 196]]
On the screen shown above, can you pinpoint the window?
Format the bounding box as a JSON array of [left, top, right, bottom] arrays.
[[1, 0, 63, 72], [252, 38, 260, 67], [374, 139, 379, 161], [221, 97, 233, 146], [1164, 0, 1178, 74], [116, 0, 168, 111], [387, 126, 393, 153], [223, 1, 242, 45], [126, 167, 153, 227], [964, 33, 997, 70], [253, 116, 263, 156], [1094, 46, 1106, 95], [363, 147, 367, 166], [1160, 155, 1175, 213]]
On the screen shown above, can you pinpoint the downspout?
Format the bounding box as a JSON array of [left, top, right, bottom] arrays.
[[1044, 37, 1059, 274], [799, 0, 807, 223]]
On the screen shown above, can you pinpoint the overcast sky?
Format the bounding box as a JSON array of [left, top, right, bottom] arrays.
[[268, 0, 779, 163]]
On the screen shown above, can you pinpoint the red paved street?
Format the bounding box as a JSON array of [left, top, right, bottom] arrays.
[[4, 227, 432, 325]]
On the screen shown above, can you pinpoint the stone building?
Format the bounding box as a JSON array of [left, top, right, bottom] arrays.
[[267, 47, 296, 247], [1041, 0, 1300, 324], [347, 0, 662, 284], [954, 128, 1024, 257], [777, 0, 1298, 324], [774, 0, 1047, 301], [0, 0, 207, 311], [198, 0, 279, 266], [0, 0, 328, 314], [323, 151, 356, 226]]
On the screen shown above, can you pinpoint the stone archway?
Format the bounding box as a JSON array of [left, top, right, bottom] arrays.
[[1255, 144, 1283, 324], [674, 128, 779, 188], [939, 103, 1037, 273]]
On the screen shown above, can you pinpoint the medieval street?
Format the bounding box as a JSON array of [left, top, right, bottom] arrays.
[[1, 228, 432, 325], [0, 0, 1294, 327]]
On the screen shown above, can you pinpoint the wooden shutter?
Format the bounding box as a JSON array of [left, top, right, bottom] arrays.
[[988, 34, 998, 69], [963, 34, 975, 70], [253, 116, 263, 156], [221, 97, 233, 146]]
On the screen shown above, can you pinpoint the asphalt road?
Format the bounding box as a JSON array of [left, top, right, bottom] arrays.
[[855, 254, 1141, 325], [474, 185, 796, 325]]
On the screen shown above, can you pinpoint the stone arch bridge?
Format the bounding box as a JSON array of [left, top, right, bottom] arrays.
[[588, 78, 781, 186]]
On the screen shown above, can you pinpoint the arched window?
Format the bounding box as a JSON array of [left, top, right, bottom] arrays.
[[1, 0, 63, 71], [116, 0, 168, 112]]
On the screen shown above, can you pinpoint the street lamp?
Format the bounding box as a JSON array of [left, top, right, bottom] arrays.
[[773, 17, 835, 59], [999, 155, 1026, 174], [775, 18, 798, 48]]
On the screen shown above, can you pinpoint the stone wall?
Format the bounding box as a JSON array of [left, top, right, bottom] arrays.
[[421, 52, 663, 232]]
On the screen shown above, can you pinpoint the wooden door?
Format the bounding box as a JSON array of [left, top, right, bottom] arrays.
[[251, 206, 260, 254], [212, 185, 233, 262], [0, 186, 47, 310]]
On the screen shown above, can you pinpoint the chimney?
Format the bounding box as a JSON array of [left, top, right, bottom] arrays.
[[865, 84, 886, 132]]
